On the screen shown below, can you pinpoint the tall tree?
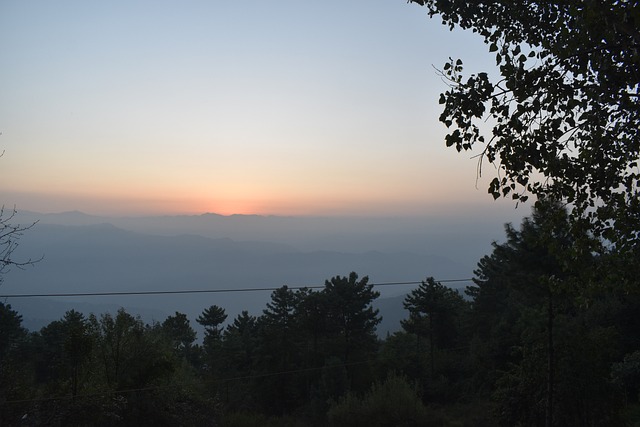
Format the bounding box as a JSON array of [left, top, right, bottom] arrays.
[[161, 311, 197, 357], [0, 302, 26, 362], [466, 202, 623, 426], [0, 302, 30, 425], [261, 286, 299, 332], [256, 286, 306, 414], [97, 308, 153, 390], [295, 288, 328, 367], [402, 277, 466, 379], [197, 305, 227, 343], [322, 272, 381, 365], [221, 311, 259, 410], [223, 310, 258, 375], [61, 310, 96, 399], [473, 203, 570, 425], [34, 310, 96, 399], [409, 0, 640, 256], [197, 304, 227, 378], [320, 272, 381, 396]]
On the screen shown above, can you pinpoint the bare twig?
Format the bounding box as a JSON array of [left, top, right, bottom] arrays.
[[0, 205, 43, 283]]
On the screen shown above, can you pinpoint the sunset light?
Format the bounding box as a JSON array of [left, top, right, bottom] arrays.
[[0, 0, 495, 218]]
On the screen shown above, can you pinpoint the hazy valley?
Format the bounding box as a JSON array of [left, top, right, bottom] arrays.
[[2, 210, 504, 335]]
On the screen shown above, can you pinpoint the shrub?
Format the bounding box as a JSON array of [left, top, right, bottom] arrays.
[[327, 373, 445, 426]]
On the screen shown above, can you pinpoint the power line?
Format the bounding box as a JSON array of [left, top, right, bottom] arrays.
[[0, 278, 473, 298], [0, 278, 476, 406]]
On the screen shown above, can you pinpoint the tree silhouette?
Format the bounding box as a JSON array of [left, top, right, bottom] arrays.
[[409, 0, 640, 254], [322, 272, 381, 365], [402, 277, 466, 379], [162, 311, 197, 357], [0, 206, 41, 285], [197, 305, 227, 342], [466, 202, 621, 425]]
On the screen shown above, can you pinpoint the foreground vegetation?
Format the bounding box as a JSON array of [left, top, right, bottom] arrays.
[[1, 204, 639, 426]]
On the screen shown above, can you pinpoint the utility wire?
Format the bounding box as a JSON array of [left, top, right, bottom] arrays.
[[0, 278, 473, 298], [0, 278, 476, 405]]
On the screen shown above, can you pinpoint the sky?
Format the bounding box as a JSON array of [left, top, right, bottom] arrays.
[[0, 0, 520, 219]]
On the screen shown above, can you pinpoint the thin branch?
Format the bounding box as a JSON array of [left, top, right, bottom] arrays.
[[0, 205, 42, 280]]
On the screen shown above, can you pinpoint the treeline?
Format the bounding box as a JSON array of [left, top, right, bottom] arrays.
[[1, 203, 639, 426]]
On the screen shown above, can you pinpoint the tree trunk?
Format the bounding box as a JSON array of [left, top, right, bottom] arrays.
[[546, 290, 554, 427], [429, 314, 435, 379]]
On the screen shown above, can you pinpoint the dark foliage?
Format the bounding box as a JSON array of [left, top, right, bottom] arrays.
[[410, 0, 640, 259]]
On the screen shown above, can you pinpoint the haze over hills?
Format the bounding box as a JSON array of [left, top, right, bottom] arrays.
[[12, 208, 517, 264], [3, 210, 514, 335]]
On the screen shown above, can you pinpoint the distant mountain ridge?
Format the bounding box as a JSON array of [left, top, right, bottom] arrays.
[[13, 209, 505, 269], [3, 218, 474, 336], [8, 221, 468, 292]]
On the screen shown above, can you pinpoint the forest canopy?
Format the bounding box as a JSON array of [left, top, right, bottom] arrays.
[[2, 205, 640, 425]]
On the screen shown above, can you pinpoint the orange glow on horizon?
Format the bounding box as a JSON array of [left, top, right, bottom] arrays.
[[3, 175, 502, 218]]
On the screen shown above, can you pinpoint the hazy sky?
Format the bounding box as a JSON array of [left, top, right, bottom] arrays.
[[1, 0, 514, 218]]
